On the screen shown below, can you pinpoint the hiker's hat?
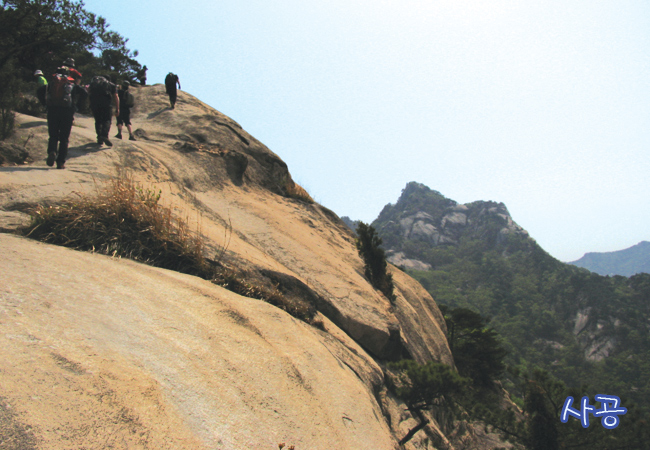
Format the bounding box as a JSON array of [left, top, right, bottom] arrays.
[[63, 58, 75, 67], [34, 70, 43, 76], [122, 80, 130, 87]]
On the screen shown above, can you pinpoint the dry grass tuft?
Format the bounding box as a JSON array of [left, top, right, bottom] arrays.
[[22, 172, 319, 326], [212, 268, 317, 325], [24, 173, 214, 279], [284, 179, 314, 204]]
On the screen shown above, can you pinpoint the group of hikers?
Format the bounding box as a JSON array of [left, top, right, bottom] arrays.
[[34, 58, 181, 170]]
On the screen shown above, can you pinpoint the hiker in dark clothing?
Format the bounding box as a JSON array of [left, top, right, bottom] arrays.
[[164, 73, 181, 109], [116, 81, 136, 140], [136, 65, 147, 86], [89, 75, 119, 146], [36, 67, 88, 169]]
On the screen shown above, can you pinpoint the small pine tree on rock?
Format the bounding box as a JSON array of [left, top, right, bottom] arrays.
[[355, 222, 395, 301]]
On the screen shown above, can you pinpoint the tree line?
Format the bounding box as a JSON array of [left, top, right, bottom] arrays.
[[0, 0, 143, 138]]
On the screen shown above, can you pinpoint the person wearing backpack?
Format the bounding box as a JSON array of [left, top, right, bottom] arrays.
[[62, 58, 82, 85], [34, 70, 47, 88], [36, 67, 88, 169], [115, 81, 136, 141], [89, 75, 119, 146], [164, 72, 181, 109], [136, 65, 147, 86]]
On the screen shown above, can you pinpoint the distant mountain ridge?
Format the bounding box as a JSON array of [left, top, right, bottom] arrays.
[[569, 241, 650, 276], [371, 181, 650, 414]]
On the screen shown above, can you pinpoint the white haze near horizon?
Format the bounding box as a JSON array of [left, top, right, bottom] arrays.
[[81, 0, 650, 262]]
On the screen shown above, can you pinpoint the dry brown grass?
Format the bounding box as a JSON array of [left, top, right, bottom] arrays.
[[24, 173, 214, 279], [22, 172, 319, 325], [213, 268, 317, 325], [284, 179, 314, 203]]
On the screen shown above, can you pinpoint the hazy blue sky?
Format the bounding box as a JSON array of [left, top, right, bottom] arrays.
[[82, 0, 649, 262]]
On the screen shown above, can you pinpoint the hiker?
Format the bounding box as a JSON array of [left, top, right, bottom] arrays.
[[36, 67, 88, 169], [164, 72, 181, 109], [136, 65, 147, 86], [62, 58, 82, 85], [34, 70, 47, 88], [115, 81, 136, 141], [89, 75, 119, 146]]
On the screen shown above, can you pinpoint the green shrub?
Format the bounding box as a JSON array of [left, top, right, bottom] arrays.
[[440, 305, 507, 387], [388, 359, 468, 446], [355, 222, 395, 301], [389, 359, 467, 410], [0, 63, 21, 140]]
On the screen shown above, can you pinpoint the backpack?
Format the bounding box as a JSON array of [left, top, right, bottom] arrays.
[[123, 90, 135, 108], [89, 76, 112, 108], [46, 74, 73, 108]]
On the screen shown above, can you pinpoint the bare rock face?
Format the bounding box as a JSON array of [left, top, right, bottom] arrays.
[[572, 307, 622, 362], [0, 87, 463, 448], [0, 234, 395, 449], [375, 182, 529, 253], [386, 251, 432, 271]]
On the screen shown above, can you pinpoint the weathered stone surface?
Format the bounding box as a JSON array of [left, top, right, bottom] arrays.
[[0, 210, 30, 232], [387, 251, 432, 271], [441, 212, 467, 228], [574, 307, 592, 335], [0, 87, 461, 448], [0, 234, 396, 449]]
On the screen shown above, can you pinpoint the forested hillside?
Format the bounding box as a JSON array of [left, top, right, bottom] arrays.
[[373, 182, 650, 417]]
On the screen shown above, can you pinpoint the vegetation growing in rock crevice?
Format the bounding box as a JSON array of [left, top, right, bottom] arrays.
[[355, 222, 395, 302], [440, 305, 507, 388], [387, 359, 467, 446], [389, 305, 650, 449], [21, 173, 319, 326]]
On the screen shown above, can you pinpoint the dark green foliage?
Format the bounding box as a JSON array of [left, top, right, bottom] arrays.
[[389, 359, 467, 410], [372, 182, 650, 447], [0, 0, 142, 77], [355, 222, 395, 301], [373, 184, 650, 416], [441, 305, 507, 387], [409, 240, 650, 412], [0, 0, 142, 137], [0, 61, 22, 138], [473, 369, 650, 450], [524, 377, 559, 450], [388, 359, 468, 446]]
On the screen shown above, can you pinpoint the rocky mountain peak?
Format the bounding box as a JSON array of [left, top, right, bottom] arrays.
[[374, 183, 530, 269]]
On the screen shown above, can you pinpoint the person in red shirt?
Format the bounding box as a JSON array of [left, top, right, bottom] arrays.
[[63, 58, 82, 85]]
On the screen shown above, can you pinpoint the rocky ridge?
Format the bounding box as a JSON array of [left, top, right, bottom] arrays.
[[0, 86, 504, 449], [375, 182, 528, 270]]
